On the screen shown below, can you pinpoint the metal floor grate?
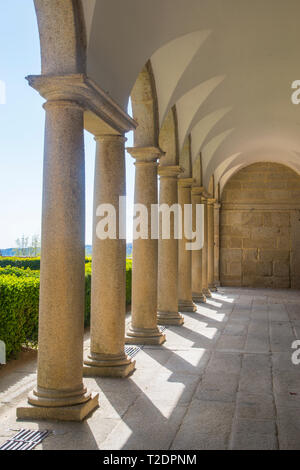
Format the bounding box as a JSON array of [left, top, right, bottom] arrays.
[[0, 429, 50, 451], [125, 327, 167, 358], [125, 345, 143, 358]]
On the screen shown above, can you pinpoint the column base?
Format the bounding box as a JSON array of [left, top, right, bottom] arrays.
[[178, 300, 197, 312], [209, 284, 218, 292], [214, 281, 221, 287], [125, 326, 166, 345], [83, 353, 135, 378], [203, 288, 212, 298], [157, 311, 184, 326], [193, 293, 207, 303], [17, 392, 99, 422]]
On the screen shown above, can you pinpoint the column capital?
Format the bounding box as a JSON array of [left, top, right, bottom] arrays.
[[191, 186, 205, 196], [214, 202, 222, 209], [127, 146, 165, 163], [94, 134, 126, 143], [158, 165, 183, 178], [178, 177, 194, 188], [26, 73, 137, 135], [207, 197, 217, 205], [200, 191, 214, 203], [43, 99, 84, 111]]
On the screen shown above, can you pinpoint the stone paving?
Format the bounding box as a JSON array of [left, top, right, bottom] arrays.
[[1, 287, 300, 450]]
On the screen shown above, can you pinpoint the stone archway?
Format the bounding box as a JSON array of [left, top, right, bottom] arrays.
[[220, 162, 300, 288]]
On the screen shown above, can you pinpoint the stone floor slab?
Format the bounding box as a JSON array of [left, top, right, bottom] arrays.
[[1, 287, 300, 449]]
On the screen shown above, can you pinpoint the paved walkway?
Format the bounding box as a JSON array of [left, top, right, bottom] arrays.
[[1, 287, 300, 450]]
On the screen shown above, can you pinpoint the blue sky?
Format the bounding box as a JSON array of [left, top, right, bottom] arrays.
[[0, 0, 134, 248]]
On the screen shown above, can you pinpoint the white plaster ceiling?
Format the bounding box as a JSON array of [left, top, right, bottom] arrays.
[[83, 0, 300, 188]]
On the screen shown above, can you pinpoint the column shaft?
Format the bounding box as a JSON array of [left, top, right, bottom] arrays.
[[207, 200, 217, 291], [178, 179, 197, 312], [157, 166, 184, 325], [202, 198, 212, 298], [84, 135, 135, 377], [18, 100, 98, 421], [214, 203, 221, 287], [191, 188, 206, 303], [126, 147, 165, 345]]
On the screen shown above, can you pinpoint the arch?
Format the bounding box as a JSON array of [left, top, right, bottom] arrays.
[[179, 135, 193, 178], [192, 154, 203, 187], [130, 61, 159, 148], [190, 107, 232, 164], [176, 76, 225, 151], [208, 175, 214, 197], [215, 152, 300, 196], [159, 106, 179, 166], [151, 30, 211, 127], [34, 0, 86, 75], [220, 162, 300, 288]]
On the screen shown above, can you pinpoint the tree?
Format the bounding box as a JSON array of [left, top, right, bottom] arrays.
[[14, 234, 41, 257], [30, 234, 41, 257], [14, 235, 29, 257]]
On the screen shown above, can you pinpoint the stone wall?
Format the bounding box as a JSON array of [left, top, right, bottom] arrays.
[[220, 162, 300, 288]]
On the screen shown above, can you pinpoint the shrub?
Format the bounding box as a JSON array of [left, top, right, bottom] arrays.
[[0, 265, 40, 278], [0, 259, 132, 360], [0, 274, 39, 359], [0, 256, 92, 270], [0, 257, 41, 270], [126, 258, 132, 305], [84, 262, 92, 327]]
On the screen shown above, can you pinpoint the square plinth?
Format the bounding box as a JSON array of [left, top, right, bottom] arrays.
[[157, 316, 184, 326], [179, 305, 197, 312], [16, 393, 99, 422], [83, 360, 136, 378], [125, 334, 166, 346]]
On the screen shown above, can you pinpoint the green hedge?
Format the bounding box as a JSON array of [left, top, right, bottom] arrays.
[[126, 258, 132, 305], [0, 259, 132, 360], [0, 266, 40, 278], [0, 274, 40, 359], [0, 257, 41, 270], [0, 256, 93, 270], [84, 263, 92, 327]]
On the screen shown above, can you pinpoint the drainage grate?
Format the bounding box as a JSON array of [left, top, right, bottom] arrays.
[[125, 345, 143, 358], [0, 429, 50, 451], [125, 327, 167, 358]]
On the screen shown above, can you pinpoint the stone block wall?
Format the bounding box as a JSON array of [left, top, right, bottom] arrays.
[[220, 162, 300, 288]]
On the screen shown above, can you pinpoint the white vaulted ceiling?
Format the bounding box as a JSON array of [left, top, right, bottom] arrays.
[[81, 0, 300, 189]]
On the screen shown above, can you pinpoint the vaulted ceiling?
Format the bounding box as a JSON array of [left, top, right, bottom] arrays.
[[81, 0, 300, 192]]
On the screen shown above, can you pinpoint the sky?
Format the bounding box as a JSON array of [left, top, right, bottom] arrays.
[[0, 0, 135, 249]]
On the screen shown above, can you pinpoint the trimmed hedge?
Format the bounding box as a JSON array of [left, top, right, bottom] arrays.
[[0, 266, 40, 278], [0, 274, 40, 359], [0, 259, 132, 360], [0, 256, 93, 270], [84, 263, 92, 327], [126, 258, 132, 305], [0, 257, 41, 270]]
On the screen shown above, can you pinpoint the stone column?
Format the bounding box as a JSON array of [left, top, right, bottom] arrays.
[[207, 198, 217, 292], [191, 187, 206, 303], [17, 100, 98, 421], [157, 165, 184, 325], [84, 135, 135, 377], [202, 196, 212, 298], [214, 203, 221, 287], [126, 147, 166, 345], [178, 178, 197, 312]]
